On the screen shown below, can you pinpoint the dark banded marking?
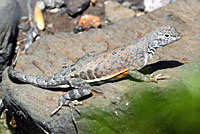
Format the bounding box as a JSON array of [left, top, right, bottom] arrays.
[[117, 66, 122, 72], [112, 51, 117, 55], [103, 54, 108, 59], [94, 67, 104, 78], [87, 70, 95, 80], [71, 67, 76, 72], [110, 68, 115, 74], [68, 90, 76, 99], [121, 47, 125, 51], [74, 74, 79, 78], [147, 46, 155, 55], [106, 68, 112, 75], [80, 71, 88, 80], [94, 68, 100, 78]]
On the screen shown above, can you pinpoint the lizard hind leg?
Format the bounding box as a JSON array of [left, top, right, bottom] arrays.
[[51, 78, 92, 115], [59, 78, 92, 106], [51, 78, 92, 132]]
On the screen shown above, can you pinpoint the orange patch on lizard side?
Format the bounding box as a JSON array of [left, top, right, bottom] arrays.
[[113, 71, 129, 78], [85, 67, 129, 82]]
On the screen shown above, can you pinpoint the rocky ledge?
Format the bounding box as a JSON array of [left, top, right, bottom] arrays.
[[1, 0, 200, 134]]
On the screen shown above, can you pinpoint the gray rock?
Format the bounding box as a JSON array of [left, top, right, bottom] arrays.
[[16, 0, 36, 17], [65, 0, 90, 16], [117, 0, 144, 10], [104, 1, 136, 23], [43, 0, 65, 8], [144, 0, 176, 12], [0, 0, 20, 79]]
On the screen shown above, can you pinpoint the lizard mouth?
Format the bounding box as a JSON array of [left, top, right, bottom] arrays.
[[174, 34, 183, 43]]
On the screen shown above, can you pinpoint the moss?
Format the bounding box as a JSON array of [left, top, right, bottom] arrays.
[[78, 62, 200, 134]]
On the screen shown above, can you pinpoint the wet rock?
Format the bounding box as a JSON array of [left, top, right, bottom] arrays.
[[65, 0, 90, 16], [104, 1, 136, 23], [0, 0, 20, 79]]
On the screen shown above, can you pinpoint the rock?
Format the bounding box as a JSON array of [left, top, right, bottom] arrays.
[[0, 0, 21, 132], [34, 2, 45, 31], [144, 0, 176, 12], [17, 0, 64, 17], [117, 0, 144, 10], [17, 0, 36, 17], [65, 0, 90, 16], [43, 0, 65, 8], [104, 1, 136, 23], [116, 0, 143, 5], [0, 0, 20, 79], [75, 14, 101, 32], [90, 0, 96, 4], [2, 0, 200, 133]]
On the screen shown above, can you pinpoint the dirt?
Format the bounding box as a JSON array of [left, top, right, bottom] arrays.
[[45, 0, 107, 33], [17, 0, 144, 50]]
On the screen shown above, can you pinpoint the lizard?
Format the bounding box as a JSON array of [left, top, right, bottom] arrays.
[[8, 25, 182, 115]]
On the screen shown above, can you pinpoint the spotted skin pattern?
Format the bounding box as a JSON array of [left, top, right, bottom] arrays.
[[8, 25, 182, 112], [72, 45, 141, 82]]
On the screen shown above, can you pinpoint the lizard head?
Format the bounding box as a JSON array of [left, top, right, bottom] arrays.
[[148, 25, 182, 50]]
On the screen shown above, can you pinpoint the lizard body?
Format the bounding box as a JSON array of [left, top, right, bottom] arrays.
[[8, 25, 182, 111]]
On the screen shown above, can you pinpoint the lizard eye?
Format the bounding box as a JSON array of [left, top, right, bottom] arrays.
[[165, 34, 169, 37]]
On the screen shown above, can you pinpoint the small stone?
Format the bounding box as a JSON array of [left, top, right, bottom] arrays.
[[43, 0, 65, 8], [36, 1, 46, 11], [90, 0, 97, 4], [66, 0, 90, 16], [34, 3, 45, 31], [78, 14, 101, 30], [111, 97, 121, 104], [104, 1, 136, 23]]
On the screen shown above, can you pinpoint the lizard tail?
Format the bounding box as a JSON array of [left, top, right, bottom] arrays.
[[8, 68, 50, 88], [8, 68, 70, 88], [8, 47, 70, 88], [8, 47, 50, 88]]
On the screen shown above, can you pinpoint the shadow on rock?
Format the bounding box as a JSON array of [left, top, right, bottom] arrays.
[[141, 60, 184, 74]]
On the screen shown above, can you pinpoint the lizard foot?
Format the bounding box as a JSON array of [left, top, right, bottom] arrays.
[[51, 99, 82, 133], [92, 87, 104, 94], [148, 73, 170, 83], [68, 100, 82, 133], [51, 100, 82, 116]]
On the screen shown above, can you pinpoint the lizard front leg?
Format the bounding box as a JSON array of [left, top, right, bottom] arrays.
[[128, 67, 169, 82]]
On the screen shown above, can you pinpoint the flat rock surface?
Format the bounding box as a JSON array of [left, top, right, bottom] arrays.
[[105, 1, 136, 23], [1, 0, 200, 133]]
